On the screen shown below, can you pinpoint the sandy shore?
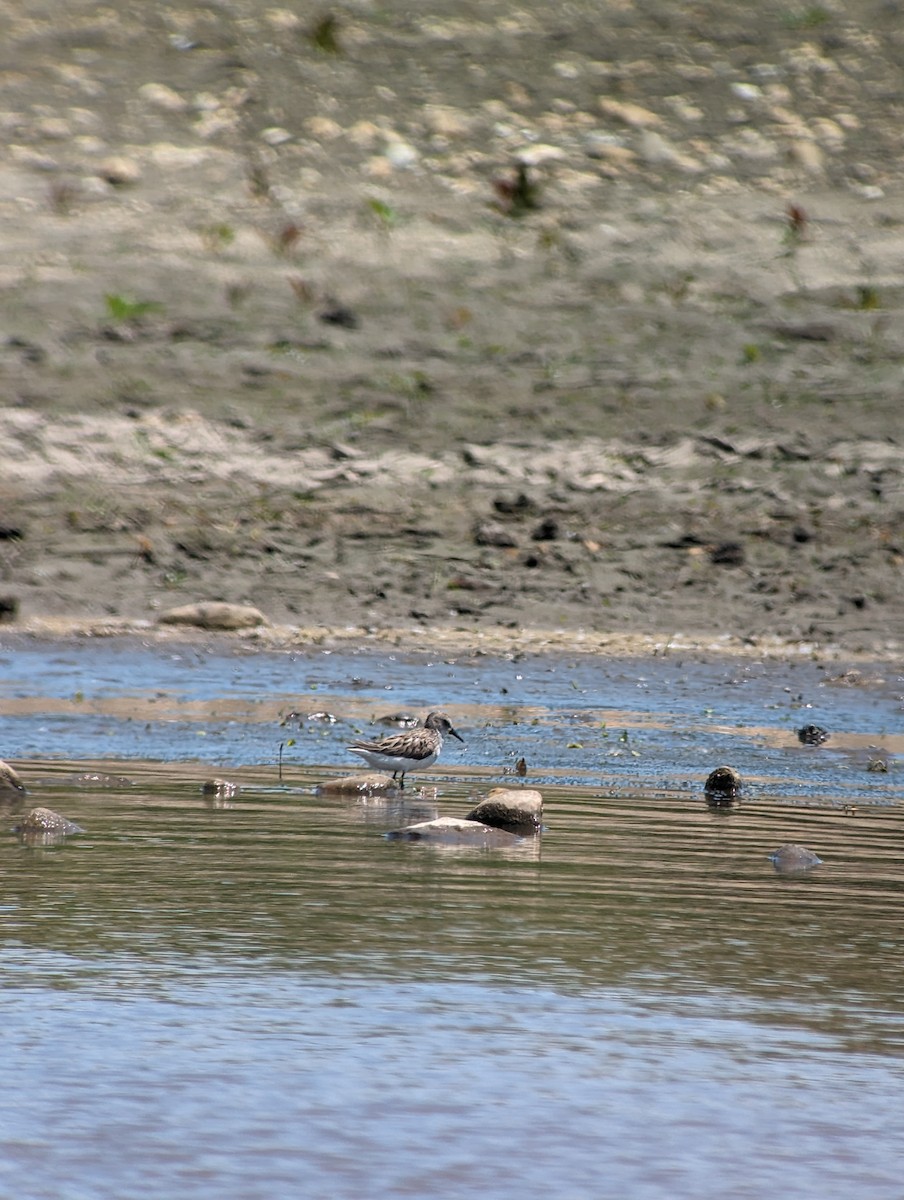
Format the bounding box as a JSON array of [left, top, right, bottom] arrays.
[[1, 2, 901, 657]]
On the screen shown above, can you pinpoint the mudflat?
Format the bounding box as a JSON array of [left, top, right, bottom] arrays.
[[1, 1, 902, 656]]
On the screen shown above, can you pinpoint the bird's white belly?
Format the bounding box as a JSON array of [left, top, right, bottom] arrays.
[[350, 748, 438, 772]]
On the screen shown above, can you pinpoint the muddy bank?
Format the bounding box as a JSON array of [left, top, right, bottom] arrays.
[[0, 1, 902, 655]]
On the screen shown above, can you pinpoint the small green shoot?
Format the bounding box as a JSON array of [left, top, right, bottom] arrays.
[[367, 197, 399, 230], [308, 12, 341, 54], [200, 223, 236, 253], [782, 5, 830, 29], [856, 285, 880, 310], [104, 294, 164, 322]]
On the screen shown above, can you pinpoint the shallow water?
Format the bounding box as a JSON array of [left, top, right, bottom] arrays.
[[1, 637, 902, 1199]]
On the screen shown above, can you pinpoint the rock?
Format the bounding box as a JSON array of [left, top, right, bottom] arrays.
[[493, 493, 536, 515], [516, 143, 567, 167], [138, 82, 189, 113], [72, 771, 133, 788], [0, 759, 27, 797], [598, 97, 662, 128], [384, 139, 418, 169], [474, 521, 518, 548], [704, 765, 741, 801], [789, 139, 825, 174], [797, 724, 829, 746], [638, 130, 701, 172], [386, 816, 520, 846], [710, 541, 745, 566], [96, 156, 141, 186], [770, 844, 822, 874], [319, 773, 399, 796], [465, 788, 543, 834], [260, 126, 293, 146], [424, 105, 473, 138], [202, 778, 239, 799], [531, 517, 559, 541], [157, 602, 268, 631], [15, 807, 84, 843]]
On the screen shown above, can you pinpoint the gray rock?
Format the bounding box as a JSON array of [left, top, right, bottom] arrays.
[[386, 816, 520, 846], [157, 602, 268, 630], [770, 844, 822, 874], [319, 772, 399, 796], [465, 788, 543, 834], [15, 807, 84, 844]]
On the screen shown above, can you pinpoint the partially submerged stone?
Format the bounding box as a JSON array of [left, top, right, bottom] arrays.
[[797, 724, 829, 746], [157, 602, 267, 631], [72, 771, 133, 788], [319, 772, 399, 796], [202, 778, 239, 800], [704, 765, 741, 801], [770, 844, 822, 874], [386, 816, 520, 846], [465, 788, 543, 834], [0, 759, 27, 797], [15, 806, 84, 843]]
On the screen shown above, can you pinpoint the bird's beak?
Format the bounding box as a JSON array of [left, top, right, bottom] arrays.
[[450, 728, 464, 743]]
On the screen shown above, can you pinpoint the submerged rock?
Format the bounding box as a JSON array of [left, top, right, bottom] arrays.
[[71, 771, 133, 788], [15, 807, 84, 844], [319, 772, 400, 796], [386, 816, 520, 846], [465, 788, 543, 834], [770, 844, 822, 874], [157, 602, 268, 631], [704, 765, 742, 802]]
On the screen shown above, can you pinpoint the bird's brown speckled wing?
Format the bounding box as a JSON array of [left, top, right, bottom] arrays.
[[348, 729, 438, 761]]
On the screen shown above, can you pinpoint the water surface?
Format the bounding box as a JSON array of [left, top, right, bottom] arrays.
[[1, 638, 902, 1199]]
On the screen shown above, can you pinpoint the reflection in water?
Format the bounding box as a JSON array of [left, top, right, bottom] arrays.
[[2, 846, 902, 1197]]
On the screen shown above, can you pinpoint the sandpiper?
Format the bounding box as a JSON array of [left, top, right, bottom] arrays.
[[347, 711, 464, 788]]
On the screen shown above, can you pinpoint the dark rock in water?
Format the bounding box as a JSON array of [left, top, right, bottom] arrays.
[[465, 788, 542, 834], [15, 807, 84, 844], [770, 844, 822, 874], [798, 724, 829, 745], [704, 765, 741, 801], [319, 772, 399, 796], [202, 778, 239, 800], [0, 759, 27, 797], [386, 816, 520, 846]]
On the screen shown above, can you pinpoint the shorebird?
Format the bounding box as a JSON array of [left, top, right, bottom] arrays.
[[347, 711, 464, 788]]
